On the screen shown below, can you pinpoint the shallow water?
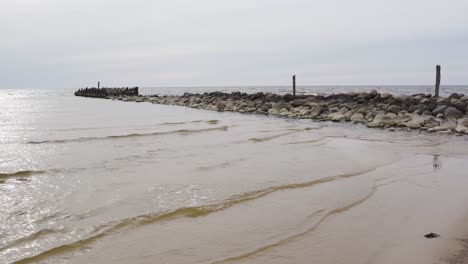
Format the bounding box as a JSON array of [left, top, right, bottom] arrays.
[[1, 88, 468, 263]]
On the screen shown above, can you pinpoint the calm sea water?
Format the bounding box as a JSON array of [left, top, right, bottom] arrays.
[[140, 85, 468, 96], [1, 87, 468, 263]]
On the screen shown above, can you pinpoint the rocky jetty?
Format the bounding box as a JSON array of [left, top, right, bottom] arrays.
[[75, 87, 139, 98], [80, 88, 468, 135]]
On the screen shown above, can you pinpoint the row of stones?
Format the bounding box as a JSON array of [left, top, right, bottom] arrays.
[[107, 90, 468, 134]]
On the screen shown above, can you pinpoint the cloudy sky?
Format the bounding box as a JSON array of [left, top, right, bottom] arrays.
[[1, 0, 468, 89]]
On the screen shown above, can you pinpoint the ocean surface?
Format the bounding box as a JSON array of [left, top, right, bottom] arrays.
[[139, 85, 468, 96], [2, 87, 468, 264]]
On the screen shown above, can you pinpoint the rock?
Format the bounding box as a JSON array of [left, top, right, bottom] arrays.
[[350, 113, 366, 123], [273, 102, 292, 111], [436, 97, 450, 105], [279, 108, 290, 116], [444, 107, 463, 119], [216, 102, 226, 111], [367, 113, 397, 128], [423, 116, 440, 128], [405, 114, 425, 129], [395, 94, 411, 104], [309, 104, 322, 118], [387, 105, 401, 114], [429, 118, 457, 132], [432, 104, 448, 115], [381, 93, 393, 100], [281, 94, 294, 102], [290, 99, 307, 107], [449, 93, 462, 100], [344, 110, 355, 120], [455, 117, 468, 133], [451, 100, 466, 113], [424, 233, 440, 239], [329, 112, 346, 122]]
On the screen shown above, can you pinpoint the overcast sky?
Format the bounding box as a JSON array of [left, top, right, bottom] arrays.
[[1, 0, 468, 89]]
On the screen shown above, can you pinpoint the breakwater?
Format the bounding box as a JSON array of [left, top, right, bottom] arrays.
[[75, 87, 139, 98], [77, 88, 468, 134]]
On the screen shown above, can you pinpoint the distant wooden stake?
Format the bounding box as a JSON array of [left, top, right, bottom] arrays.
[[98, 81, 100, 89], [293, 75, 296, 96], [435, 65, 441, 97]]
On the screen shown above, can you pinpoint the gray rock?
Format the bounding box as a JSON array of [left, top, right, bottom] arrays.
[[367, 113, 397, 127], [329, 112, 346, 122], [451, 100, 466, 113], [381, 93, 393, 100], [429, 118, 457, 132], [423, 116, 440, 128], [273, 102, 292, 111], [444, 107, 463, 119], [216, 102, 226, 111], [432, 104, 448, 115], [290, 99, 307, 107], [309, 105, 323, 118], [350, 113, 366, 123], [405, 114, 425, 129], [395, 95, 411, 103], [436, 97, 450, 105], [387, 105, 401, 114], [455, 117, 468, 133]]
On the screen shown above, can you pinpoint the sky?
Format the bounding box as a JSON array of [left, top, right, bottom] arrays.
[[1, 0, 468, 89]]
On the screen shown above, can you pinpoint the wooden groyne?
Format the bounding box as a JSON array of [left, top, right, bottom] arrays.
[[75, 87, 139, 98]]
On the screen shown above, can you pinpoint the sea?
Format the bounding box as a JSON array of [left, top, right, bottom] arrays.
[[1, 86, 468, 264]]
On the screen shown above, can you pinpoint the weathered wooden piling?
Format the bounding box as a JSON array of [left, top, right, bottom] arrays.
[[435, 65, 441, 97], [292, 75, 296, 97]]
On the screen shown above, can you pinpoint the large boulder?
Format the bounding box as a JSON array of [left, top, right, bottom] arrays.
[[455, 117, 468, 133], [423, 116, 440, 128], [309, 104, 323, 118], [428, 118, 457, 132], [216, 102, 226, 111], [272, 102, 292, 111], [387, 105, 401, 114], [290, 99, 308, 107], [405, 114, 425, 129], [350, 112, 366, 123], [432, 104, 448, 115], [367, 113, 398, 127], [451, 100, 466, 113], [444, 107, 463, 119]]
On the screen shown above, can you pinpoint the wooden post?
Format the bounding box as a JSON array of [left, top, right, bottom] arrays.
[[98, 81, 100, 89], [292, 75, 296, 96], [435, 65, 441, 97]]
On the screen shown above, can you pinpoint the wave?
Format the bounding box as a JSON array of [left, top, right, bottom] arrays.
[[211, 185, 378, 264], [27, 126, 229, 144], [159, 120, 219, 125], [249, 127, 321, 143], [0, 170, 46, 180], [284, 138, 327, 145], [14, 167, 379, 263]]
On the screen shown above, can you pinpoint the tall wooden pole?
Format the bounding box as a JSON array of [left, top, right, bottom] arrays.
[[98, 81, 100, 89], [435, 65, 441, 97], [292, 75, 296, 96]]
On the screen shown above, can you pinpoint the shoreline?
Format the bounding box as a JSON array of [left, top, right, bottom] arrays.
[[76, 89, 468, 135]]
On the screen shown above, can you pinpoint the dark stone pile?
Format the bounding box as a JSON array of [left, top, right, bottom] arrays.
[[87, 89, 468, 134], [75, 87, 139, 98]]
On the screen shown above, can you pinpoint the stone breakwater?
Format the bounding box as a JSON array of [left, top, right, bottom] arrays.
[[85, 89, 468, 134], [75, 87, 139, 98]]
